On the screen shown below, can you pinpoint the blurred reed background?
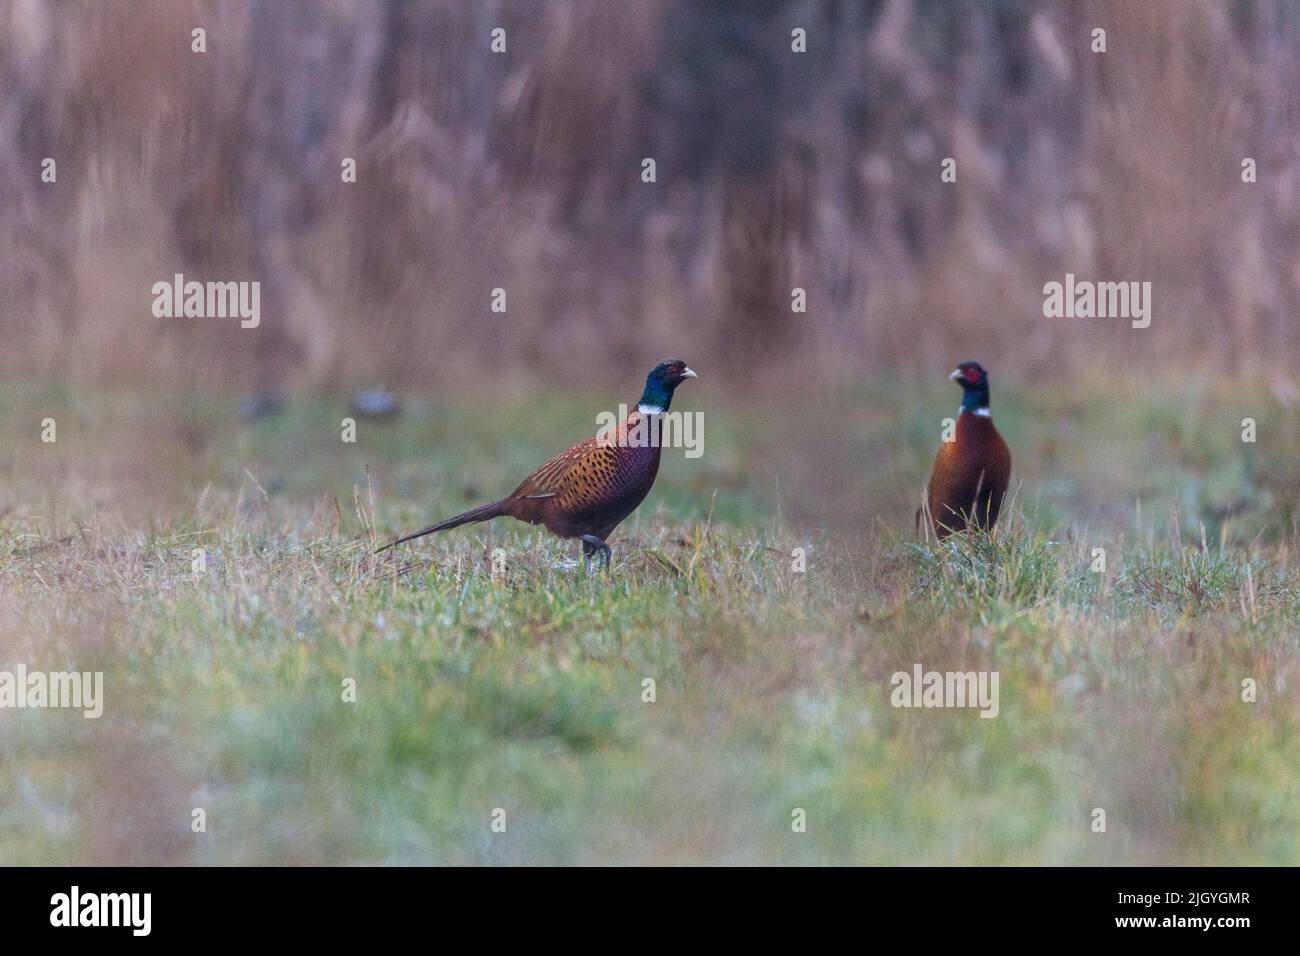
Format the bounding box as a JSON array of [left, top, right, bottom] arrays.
[[2, 0, 1298, 399]]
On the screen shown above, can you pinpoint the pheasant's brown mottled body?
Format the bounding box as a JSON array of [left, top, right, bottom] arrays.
[[502, 412, 663, 541], [924, 361, 1011, 538], [926, 411, 1011, 536], [376, 359, 697, 568]]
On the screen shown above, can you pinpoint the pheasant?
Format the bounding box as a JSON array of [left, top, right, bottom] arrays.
[[375, 359, 698, 569], [923, 361, 1012, 538]]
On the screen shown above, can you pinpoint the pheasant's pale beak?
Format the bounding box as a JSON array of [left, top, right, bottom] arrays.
[[681, 367, 698, 379], [949, 368, 963, 382]]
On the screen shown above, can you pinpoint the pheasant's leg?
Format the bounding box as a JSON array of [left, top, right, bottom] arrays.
[[581, 535, 612, 572]]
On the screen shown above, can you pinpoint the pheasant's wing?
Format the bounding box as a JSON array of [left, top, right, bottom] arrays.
[[510, 436, 602, 499]]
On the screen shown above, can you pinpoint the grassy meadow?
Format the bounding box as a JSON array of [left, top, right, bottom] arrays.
[[1, 369, 1298, 865]]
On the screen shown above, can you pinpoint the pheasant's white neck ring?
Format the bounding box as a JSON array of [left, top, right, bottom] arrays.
[[961, 407, 992, 418], [638, 404, 665, 415]]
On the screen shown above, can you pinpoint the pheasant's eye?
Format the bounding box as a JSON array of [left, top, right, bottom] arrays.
[[964, 367, 980, 383]]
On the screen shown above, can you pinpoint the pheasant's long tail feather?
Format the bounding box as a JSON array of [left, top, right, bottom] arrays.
[[373, 499, 509, 554]]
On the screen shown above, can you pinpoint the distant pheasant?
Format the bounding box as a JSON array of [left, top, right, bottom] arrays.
[[923, 361, 1012, 538], [375, 359, 698, 569]]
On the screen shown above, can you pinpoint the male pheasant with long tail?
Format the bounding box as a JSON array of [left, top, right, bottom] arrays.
[[923, 361, 1012, 538], [375, 359, 698, 569]]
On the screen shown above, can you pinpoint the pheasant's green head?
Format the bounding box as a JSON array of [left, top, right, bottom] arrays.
[[950, 361, 991, 413], [639, 359, 698, 413]]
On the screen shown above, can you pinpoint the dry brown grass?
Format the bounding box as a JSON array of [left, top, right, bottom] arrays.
[[1, 0, 1297, 394]]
